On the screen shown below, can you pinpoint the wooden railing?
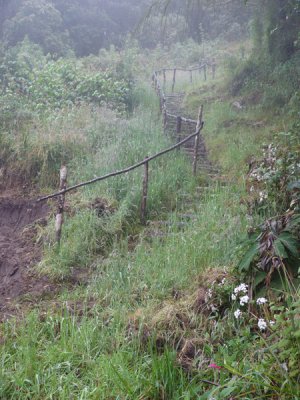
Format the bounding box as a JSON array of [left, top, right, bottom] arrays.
[[152, 62, 217, 175], [38, 117, 204, 240], [39, 63, 217, 240], [154, 61, 216, 93]]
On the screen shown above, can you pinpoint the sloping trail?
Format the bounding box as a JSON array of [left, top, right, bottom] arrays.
[[147, 70, 221, 238], [0, 195, 56, 320], [154, 71, 219, 176]]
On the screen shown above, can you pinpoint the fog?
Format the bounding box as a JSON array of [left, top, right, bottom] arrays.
[[0, 0, 255, 56]]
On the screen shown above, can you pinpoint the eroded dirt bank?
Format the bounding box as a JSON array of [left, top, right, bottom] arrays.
[[0, 196, 53, 320]]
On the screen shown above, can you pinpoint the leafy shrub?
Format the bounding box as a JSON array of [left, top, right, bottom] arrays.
[[229, 58, 262, 96], [0, 40, 134, 117]]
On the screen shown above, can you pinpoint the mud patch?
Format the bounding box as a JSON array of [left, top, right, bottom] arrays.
[[0, 197, 55, 321]]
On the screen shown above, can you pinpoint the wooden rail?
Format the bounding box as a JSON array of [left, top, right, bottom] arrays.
[[38, 123, 203, 204], [39, 61, 217, 239], [152, 60, 217, 176]]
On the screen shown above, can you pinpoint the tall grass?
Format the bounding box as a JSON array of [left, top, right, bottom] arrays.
[[38, 84, 197, 279], [1, 43, 298, 400]]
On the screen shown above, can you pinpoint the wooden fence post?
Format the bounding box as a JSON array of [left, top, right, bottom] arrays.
[[159, 91, 162, 111], [190, 70, 193, 84], [163, 106, 167, 133], [193, 106, 204, 176], [176, 116, 182, 147], [153, 73, 157, 90], [55, 165, 67, 244], [212, 61, 216, 79], [172, 68, 176, 92], [204, 64, 207, 81], [141, 158, 149, 225], [163, 69, 166, 87]]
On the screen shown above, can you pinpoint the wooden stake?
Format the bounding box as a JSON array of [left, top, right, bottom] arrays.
[[176, 116, 182, 146], [163, 69, 166, 87], [163, 106, 167, 133], [172, 68, 176, 92], [38, 128, 203, 203], [193, 106, 204, 176], [141, 158, 149, 225], [204, 65, 207, 81], [212, 61, 216, 79], [190, 70, 193, 84], [55, 165, 67, 244]]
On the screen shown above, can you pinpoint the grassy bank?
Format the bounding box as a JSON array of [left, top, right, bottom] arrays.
[[0, 40, 299, 399]]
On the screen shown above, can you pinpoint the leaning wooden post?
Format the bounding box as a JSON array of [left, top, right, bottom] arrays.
[[212, 60, 216, 79], [141, 158, 149, 225], [193, 106, 204, 176], [203, 64, 207, 81], [176, 116, 182, 147], [163, 105, 167, 133], [172, 68, 176, 92], [55, 165, 67, 244]]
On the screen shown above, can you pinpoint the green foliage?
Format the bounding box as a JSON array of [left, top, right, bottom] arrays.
[[0, 0, 150, 56], [3, 0, 72, 56], [0, 42, 133, 116], [27, 59, 132, 113]]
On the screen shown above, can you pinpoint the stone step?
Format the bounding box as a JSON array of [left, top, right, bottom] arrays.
[[150, 220, 189, 228], [177, 213, 197, 220]]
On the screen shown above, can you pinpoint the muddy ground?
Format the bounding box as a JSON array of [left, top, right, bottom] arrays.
[[0, 195, 56, 321]]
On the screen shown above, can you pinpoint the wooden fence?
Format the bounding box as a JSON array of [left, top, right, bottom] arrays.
[[152, 62, 218, 175], [39, 62, 217, 240]]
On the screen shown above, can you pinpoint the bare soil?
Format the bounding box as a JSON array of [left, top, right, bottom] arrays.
[[0, 195, 56, 321]]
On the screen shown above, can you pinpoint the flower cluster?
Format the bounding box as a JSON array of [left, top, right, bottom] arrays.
[[258, 318, 267, 331], [204, 272, 229, 312], [256, 297, 268, 305], [258, 190, 268, 204], [231, 284, 275, 331], [231, 283, 249, 320]]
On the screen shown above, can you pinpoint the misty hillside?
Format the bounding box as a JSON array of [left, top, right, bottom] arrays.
[[0, 1, 299, 399]]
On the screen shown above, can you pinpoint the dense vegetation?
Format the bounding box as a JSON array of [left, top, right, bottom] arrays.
[[0, 0, 299, 399]]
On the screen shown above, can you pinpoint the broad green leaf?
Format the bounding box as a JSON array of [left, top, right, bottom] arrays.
[[287, 214, 300, 228], [220, 386, 236, 396], [274, 239, 288, 259], [278, 232, 299, 258], [238, 242, 259, 272], [253, 271, 266, 288]]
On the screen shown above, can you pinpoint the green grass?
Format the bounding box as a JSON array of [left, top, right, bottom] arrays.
[[0, 43, 299, 399], [37, 84, 198, 279]]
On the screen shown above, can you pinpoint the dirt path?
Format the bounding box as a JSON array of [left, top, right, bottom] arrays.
[[0, 196, 55, 320]]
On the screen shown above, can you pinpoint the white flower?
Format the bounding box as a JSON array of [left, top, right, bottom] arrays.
[[207, 288, 213, 299], [256, 297, 268, 305], [240, 295, 249, 306], [231, 293, 237, 301], [259, 191, 268, 203], [234, 283, 248, 294], [234, 309, 242, 319], [218, 277, 226, 286], [270, 320, 275, 326], [258, 318, 267, 331], [281, 363, 288, 372]]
